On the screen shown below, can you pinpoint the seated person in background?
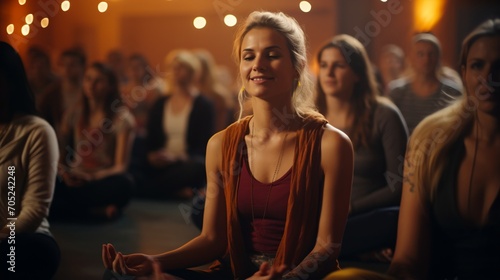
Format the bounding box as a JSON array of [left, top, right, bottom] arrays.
[[389, 32, 462, 134], [52, 62, 135, 220], [194, 49, 234, 132], [25, 45, 59, 109], [121, 53, 163, 185], [0, 41, 60, 280], [326, 18, 500, 280], [106, 49, 129, 86], [38, 47, 87, 135], [102, 11, 353, 280], [377, 44, 405, 94], [142, 50, 215, 199], [315, 34, 408, 262]]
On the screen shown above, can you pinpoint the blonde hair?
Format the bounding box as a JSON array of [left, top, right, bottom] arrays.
[[408, 18, 500, 202], [164, 49, 201, 87], [232, 11, 320, 120]]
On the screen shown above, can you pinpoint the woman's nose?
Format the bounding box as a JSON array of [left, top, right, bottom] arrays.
[[252, 56, 266, 71]]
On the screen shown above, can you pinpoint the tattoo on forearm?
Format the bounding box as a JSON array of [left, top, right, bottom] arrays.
[[282, 248, 339, 280]]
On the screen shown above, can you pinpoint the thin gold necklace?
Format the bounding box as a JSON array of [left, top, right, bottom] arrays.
[[249, 119, 288, 233]]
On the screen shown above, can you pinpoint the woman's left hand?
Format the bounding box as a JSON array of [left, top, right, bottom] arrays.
[[246, 262, 287, 280]]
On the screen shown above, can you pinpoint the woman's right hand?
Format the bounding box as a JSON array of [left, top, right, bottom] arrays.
[[102, 243, 155, 277]]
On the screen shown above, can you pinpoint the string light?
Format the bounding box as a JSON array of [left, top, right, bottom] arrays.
[[98, 2, 108, 13], [41, 18, 49, 28], [6, 24, 14, 35], [61, 1, 70, 12], [299, 1, 312, 13], [193, 17, 206, 29], [25, 14, 34, 25], [224, 14, 237, 27], [21, 24, 30, 36], [18, 0, 26, 5]]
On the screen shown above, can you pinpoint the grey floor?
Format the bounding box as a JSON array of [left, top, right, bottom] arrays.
[[51, 198, 200, 280]]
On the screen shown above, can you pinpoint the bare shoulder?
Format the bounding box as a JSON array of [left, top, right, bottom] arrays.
[[206, 129, 227, 170], [321, 123, 353, 155], [207, 129, 226, 151]]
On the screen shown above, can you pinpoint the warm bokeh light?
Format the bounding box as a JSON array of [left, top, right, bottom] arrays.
[[224, 14, 237, 27], [25, 14, 34, 24], [6, 24, 14, 35], [41, 18, 49, 28], [299, 1, 312, 13], [381, 0, 388, 2], [98, 2, 108, 13], [21, 24, 30, 36], [193, 17, 206, 29], [414, 0, 446, 31], [61, 1, 70, 12], [18, 0, 26, 5]]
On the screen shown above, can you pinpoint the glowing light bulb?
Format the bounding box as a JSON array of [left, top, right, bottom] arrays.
[[41, 18, 49, 28], [61, 1, 70, 12], [25, 14, 34, 24], [6, 24, 14, 35], [193, 17, 206, 29], [21, 24, 30, 36], [19, 0, 26, 5], [299, 1, 312, 13], [224, 14, 237, 27], [98, 2, 108, 13]]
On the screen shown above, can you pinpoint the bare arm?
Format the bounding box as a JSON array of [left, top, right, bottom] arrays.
[[153, 131, 228, 269], [283, 125, 353, 279], [387, 146, 431, 280], [103, 131, 229, 276]]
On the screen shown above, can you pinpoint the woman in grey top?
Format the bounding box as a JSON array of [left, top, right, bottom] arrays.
[[388, 32, 462, 134], [315, 34, 408, 261]]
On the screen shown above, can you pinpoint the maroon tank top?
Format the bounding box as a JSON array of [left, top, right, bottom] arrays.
[[237, 156, 292, 254]]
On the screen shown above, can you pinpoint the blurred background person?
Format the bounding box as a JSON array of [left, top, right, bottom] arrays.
[[25, 45, 59, 108], [122, 53, 163, 137], [52, 62, 135, 221], [106, 49, 129, 86], [0, 41, 60, 280], [388, 33, 462, 134], [377, 44, 405, 94], [142, 49, 215, 199], [326, 17, 500, 280], [315, 35, 408, 262], [194, 49, 234, 132], [121, 53, 164, 188], [36, 47, 87, 136]]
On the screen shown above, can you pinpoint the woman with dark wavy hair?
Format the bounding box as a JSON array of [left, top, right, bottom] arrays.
[[53, 62, 135, 220], [315, 34, 408, 262]]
